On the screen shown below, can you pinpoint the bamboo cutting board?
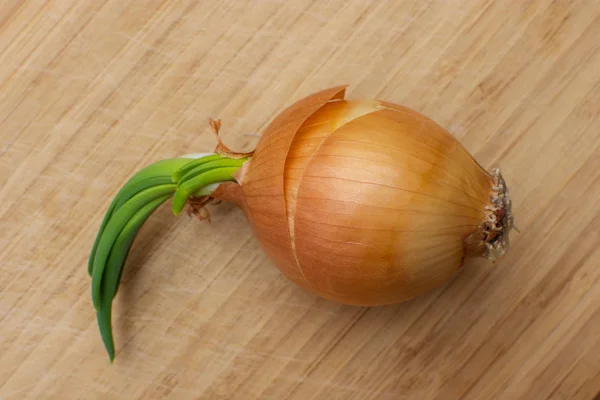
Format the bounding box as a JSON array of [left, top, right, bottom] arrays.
[[1, 1, 599, 399]]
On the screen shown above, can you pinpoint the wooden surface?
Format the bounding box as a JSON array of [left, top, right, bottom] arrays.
[[1, 1, 599, 399]]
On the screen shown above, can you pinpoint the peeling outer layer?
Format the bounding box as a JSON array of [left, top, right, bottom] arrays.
[[209, 118, 255, 160], [237, 85, 349, 287], [467, 169, 514, 261]]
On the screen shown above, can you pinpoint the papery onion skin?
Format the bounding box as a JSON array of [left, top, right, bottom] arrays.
[[213, 86, 513, 306]]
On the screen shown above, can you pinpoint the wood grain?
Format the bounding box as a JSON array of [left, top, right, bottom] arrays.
[[0, 1, 598, 399]]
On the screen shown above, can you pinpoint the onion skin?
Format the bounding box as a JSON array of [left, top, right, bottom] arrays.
[[213, 86, 512, 306], [217, 86, 350, 290]]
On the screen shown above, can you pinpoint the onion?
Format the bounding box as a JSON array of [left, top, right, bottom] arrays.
[[88, 85, 514, 361]]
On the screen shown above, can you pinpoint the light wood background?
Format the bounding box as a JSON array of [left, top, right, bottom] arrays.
[[1, 1, 599, 399]]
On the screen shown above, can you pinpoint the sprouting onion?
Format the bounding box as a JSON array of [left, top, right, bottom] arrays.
[[89, 85, 514, 362]]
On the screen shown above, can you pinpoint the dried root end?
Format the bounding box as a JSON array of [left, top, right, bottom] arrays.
[[467, 169, 515, 261], [185, 196, 221, 223]]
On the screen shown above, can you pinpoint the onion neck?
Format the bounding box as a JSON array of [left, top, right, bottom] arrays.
[[466, 169, 515, 261], [170, 154, 249, 216], [210, 181, 245, 207]]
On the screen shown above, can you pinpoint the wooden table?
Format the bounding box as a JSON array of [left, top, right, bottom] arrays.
[[1, 1, 599, 399]]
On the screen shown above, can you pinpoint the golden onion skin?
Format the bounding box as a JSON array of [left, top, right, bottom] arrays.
[[222, 86, 508, 306], [232, 86, 349, 291]]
